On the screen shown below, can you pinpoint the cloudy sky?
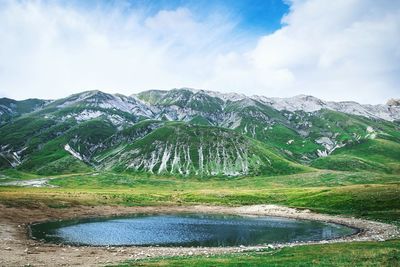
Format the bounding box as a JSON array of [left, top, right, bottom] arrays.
[[0, 0, 399, 103]]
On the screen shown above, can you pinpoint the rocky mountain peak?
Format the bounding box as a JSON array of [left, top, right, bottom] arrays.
[[387, 98, 400, 107]]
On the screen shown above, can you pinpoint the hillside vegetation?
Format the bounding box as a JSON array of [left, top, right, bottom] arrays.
[[1, 89, 399, 178]]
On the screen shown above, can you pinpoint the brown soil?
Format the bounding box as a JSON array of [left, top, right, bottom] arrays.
[[0, 204, 398, 267]]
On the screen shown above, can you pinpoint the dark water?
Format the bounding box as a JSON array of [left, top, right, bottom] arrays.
[[30, 214, 357, 247]]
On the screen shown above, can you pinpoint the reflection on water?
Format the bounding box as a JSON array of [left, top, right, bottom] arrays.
[[30, 214, 356, 247]]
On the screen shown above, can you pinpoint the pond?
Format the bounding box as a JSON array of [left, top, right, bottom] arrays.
[[30, 213, 357, 247]]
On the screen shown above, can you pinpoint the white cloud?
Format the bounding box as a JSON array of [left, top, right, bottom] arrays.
[[0, 0, 399, 104], [0, 1, 236, 99], [209, 0, 400, 103]]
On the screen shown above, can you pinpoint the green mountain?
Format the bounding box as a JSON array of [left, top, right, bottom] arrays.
[[0, 89, 399, 177], [0, 97, 48, 124], [95, 121, 308, 176], [311, 138, 400, 173]]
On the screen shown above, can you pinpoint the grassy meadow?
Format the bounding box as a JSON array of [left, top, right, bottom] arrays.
[[0, 168, 399, 266], [1, 169, 399, 225], [115, 241, 400, 267]]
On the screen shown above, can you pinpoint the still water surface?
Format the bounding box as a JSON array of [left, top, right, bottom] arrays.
[[30, 214, 356, 246]]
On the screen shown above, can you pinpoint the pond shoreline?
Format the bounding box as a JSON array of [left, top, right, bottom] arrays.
[[28, 213, 359, 247], [0, 204, 399, 266]]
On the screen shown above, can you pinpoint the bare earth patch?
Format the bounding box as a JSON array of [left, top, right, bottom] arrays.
[[0, 204, 398, 266]]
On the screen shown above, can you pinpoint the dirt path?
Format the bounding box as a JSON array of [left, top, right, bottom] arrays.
[[0, 204, 398, 267]]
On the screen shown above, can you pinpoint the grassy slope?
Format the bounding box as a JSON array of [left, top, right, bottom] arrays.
[[1, 115, 309, 177], [16, 119, 116, 175], [235, 108, 400, 163], [229, 102, 322, 161], [311, 139, 400, 173], [101, 122, 309, 176], [0, 98, 47, 123], [305, 110, 400, 143]]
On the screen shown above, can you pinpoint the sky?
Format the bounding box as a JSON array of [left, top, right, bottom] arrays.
[[0, 0, 399, 104]]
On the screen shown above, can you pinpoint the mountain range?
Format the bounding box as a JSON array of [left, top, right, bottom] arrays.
[[1, 88, 399, 177]]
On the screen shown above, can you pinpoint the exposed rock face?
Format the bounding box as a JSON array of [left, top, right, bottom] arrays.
[[95, 123, 303, 177], [387, 98, 400, 107], [138, 89, 400, 122]]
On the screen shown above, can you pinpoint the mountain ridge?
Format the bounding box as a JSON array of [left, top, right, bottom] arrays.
[[0, 88, 399, 177], [136, 88, 400, 122], [3, 88, 399, 122]]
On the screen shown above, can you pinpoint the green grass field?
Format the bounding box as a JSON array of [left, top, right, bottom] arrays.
[[0, 169, 399, 266], [114, 240, 400, 267], [1, 170, 399, 224]]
